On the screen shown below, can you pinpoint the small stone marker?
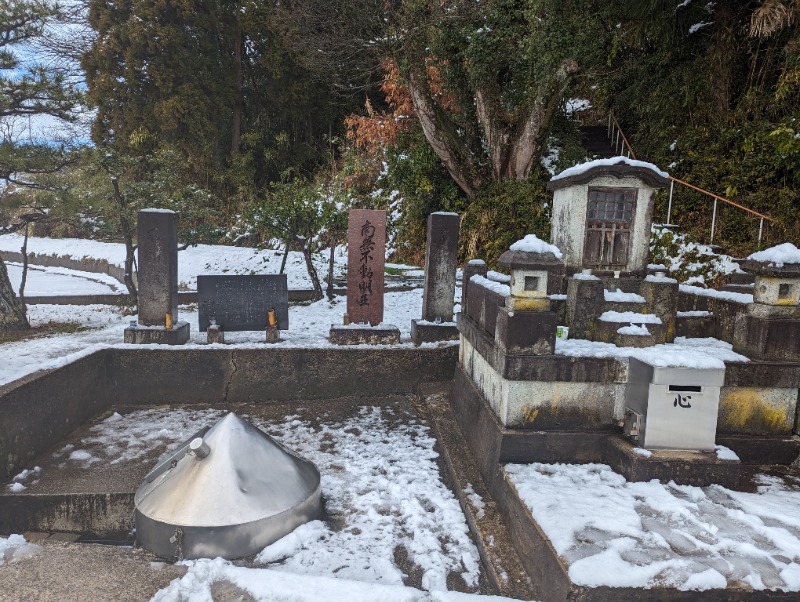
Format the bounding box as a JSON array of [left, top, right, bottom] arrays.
[[412, 212, 460, 345], [124, 209, 189, 345], [331, 208, 399, 344]]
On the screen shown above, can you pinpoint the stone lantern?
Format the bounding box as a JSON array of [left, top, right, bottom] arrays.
[[493, 235, 563, 354], [734, 243, 800, 361]]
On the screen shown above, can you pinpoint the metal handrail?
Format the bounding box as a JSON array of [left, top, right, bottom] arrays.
[[607, 112, 774, 246]]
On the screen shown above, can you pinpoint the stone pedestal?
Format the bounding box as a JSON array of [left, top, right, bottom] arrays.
[[494, 307, 556, 355], [329, 324, 400, 345], [410, 319, 458, 345], [642, 277, 679, 342], [565, 276, 603, 339], [124, 322, 190, 345], [207, 325, 224, 344]]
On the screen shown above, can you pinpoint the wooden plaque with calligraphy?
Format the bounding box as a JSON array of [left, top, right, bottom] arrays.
[[346, 208, 387, 325]]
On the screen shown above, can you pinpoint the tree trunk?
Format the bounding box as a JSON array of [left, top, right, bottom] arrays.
[[112, 177, 138, 303], [297, 236, 323, 301], [0, 258, 29, 331], [326, 241, 336, 301], [230, 31, 243, 156], [19, 222, 29, 307]]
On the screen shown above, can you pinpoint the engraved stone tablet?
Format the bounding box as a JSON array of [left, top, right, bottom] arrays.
[[346, 209, 387, 326], [197, 275, 289, 331], [422, 212, 460, 321]]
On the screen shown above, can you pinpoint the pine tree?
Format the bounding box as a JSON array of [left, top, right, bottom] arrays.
[[0, 0, 83, 331]]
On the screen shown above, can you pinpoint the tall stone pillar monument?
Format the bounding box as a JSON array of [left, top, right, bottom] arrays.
[[124, 209, 190, 344], [411, 212, 460, 344], [330, 208, 400, 344]]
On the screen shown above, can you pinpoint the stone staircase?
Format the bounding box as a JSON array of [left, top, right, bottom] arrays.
[[579, 125, 618, 159]]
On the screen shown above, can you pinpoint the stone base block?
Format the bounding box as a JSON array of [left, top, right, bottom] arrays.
[[410, 319, 458, 345], [734, 314, 800, 362], [124, 322, 190, 345], [676, 313, 716, 338], [329, 324, 400, 345], [614, 332, 656, 348], [494, 307, 556, 355], [606, 435, 741, 488]]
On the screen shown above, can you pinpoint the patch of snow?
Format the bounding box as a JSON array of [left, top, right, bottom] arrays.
[[645, 274, 678, 284], [715, 445, 739, 461], [508, 234, 563, 259], [551, 157, 669, 182], [255, 521, 330, 564], [632, 447, 652, 457], [0, 534, 41, 566], [548, 294, 567, 301], [463, 484, 485, 520], [689, 21, 712, 34], [565, 98, 592, 115], [506, 463, 800, 591], [747, 243, 800, 268], [680, 284, 753, 304], [599, 311, 661, 324], [470, 275, 510, 297], [466, 259, 486, 266], [573, 273, 599, 281], [486, 270, 510, 284], [556, 336, 748, 368], [617, 324, 651, 336], [604, 290, 645, 303], [677, 310, 712, 318]]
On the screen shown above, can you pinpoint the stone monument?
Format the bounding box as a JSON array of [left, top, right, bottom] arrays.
[[411, 212, 460, 345], [124, 209, 190, 345], [329, 209, 400, 344]]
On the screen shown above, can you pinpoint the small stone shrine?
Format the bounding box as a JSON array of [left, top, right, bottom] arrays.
[[197, 274, 289, 344], [330, 208, 400, 344], [734, 243, 800, 362], [547, 157, 669, 276], [124, 209, 189, 345], [411, 212, 460, 345]]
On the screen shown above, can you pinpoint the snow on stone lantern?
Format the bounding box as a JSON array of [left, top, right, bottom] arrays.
[[546, 157, 670, 276], [734, 243, 800, 362], [493, 235, 563, 355]]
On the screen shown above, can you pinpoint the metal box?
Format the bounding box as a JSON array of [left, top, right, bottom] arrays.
[[624, 357, 725, 451]]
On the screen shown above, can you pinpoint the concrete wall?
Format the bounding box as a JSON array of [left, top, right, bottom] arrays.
[[0, 346, 458, 481]]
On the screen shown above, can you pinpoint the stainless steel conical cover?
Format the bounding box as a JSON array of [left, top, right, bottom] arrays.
[[134, 412, 321, 560]]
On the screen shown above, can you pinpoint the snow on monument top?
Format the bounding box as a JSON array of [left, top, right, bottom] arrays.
[[747, 243, 800, 267], [509, 234, 563, 259], [550, 156, 669, 182]]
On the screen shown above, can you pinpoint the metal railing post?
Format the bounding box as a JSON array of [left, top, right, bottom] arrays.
[[710, 198, 718, 244], [608, 113, 612, 138], [758, 218, 764, 246], [615, 130, 620, 154], [667, 180, 674, 225]]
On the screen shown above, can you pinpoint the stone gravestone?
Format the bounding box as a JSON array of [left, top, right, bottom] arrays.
[[330, 208, 400, 344], [411, 212, 460, 344], [197, 275, 289, 340], [124, 209, 189, 345]]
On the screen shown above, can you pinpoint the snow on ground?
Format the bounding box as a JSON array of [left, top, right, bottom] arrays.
[[6, 262, 123, 295], [0, 535, 42, 567], [0, 234, 349, 291], [506, 463, 800, 592], [47, 406, 491, 599]]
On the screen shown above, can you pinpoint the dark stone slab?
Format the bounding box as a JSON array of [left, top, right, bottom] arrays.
[[329, 324, 400, 345], [422, 212, 460, 321], [641, 278, 679, 342], [410, 319, 459, 345], [723, 361, 800, 388], [197, 274, 288, 331], [346, 208, 387, 325], [137, 209, 179, 326], [123, 321, 190, 346], [676, 314, 716, 338], [0, 492, 134, 536], [733, 314, 800, 362], [565, 276, 603, 339], [716, 435, 800, 465], [606, 436, 741, 488], [494, 307, 556, 355], [462, 259, 487, 315]]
